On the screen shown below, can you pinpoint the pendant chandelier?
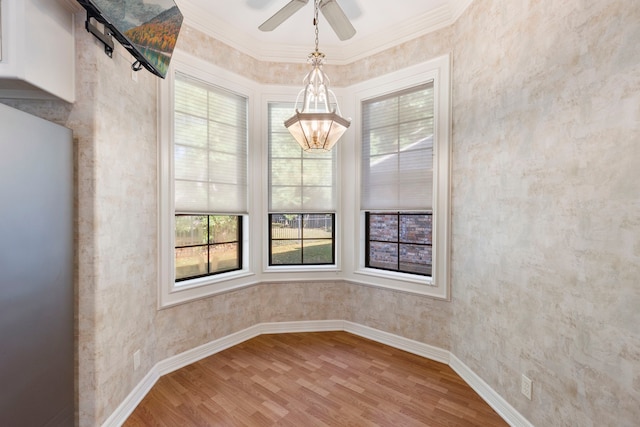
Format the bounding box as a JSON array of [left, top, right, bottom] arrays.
[[284, 0, 351, 152]]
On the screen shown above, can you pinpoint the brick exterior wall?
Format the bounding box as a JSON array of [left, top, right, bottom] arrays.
[[368, 213, 432, 275]]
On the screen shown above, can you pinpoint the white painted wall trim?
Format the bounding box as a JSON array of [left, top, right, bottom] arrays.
[[102, 320, 533, 427], [449, 354, 535, 427]]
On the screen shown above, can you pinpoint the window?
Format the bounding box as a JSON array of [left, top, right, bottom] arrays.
[[362, 83, 434, 276], [366, 212, 431, 276], [175, 215, 242, 280], [269, 213, 335, 265], [172, 72, 247, 281], [353, 54, 451, 299], [268, 103, 337, 267], [159, 54, 258, 307]]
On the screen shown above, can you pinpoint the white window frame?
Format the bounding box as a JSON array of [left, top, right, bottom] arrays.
[[158, 51, 260, 308], [345, 53, 451, 300], [159, 52, 449, 306], [260, 92, 343, 277]]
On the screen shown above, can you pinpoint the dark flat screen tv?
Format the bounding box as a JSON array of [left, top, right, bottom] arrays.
[[77, 0, 183, 78]]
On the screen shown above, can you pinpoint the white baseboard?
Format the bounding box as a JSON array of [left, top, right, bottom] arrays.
[[449, 353, 534, 427], [100, 366, 159, 427], [102, 320, 532, 427], [343, 321, 450, 364]]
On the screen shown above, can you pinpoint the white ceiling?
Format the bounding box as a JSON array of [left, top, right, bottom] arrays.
[[174, 0, 472, 64]]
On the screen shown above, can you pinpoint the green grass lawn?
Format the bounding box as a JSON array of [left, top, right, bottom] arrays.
[[271, 240, 333, 264], [176, 236, 334, 278]]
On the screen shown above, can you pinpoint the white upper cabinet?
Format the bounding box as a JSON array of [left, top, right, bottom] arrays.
[[0, 0, 76, 102]]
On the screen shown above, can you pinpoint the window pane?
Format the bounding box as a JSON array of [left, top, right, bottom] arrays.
[[399, 118, 433, 150], [269, 213, 335, 266], [175, 246, 208, 280], [269, 102, 336, 212], [209, 216, 238, 243], [302, 159, 333, 186], [302, 240, 333, 264], [271, 240, 302, 265], [271, 159, 302, 186], [367, 126, 399, 156], [209, 95, 246, 127], [174, 180, 207, 213], [301, 187, 334, 211], [175, 145, 207, 181], [368, 214, 398, 242], [368, 241, 398, 271], [303, 214, 333, 239], [175, 214, 242, 281], [175, 112, 207, 148], [175, 215, 207, 246], [209, 121, 245, 152], [400, 244, 432, 275], [271, 214, 302, 239], [363, 96, 398, 129], [270, 104, 293, 128], [271, 134, 302, 157], [366, 212, 432, 277], [362, 82, 434, 211], [210, 243, 240, 273], [400, 214, 432, 244], [174, 79, 207, 117], [174, 73, 248, 214], [209, 151, 242, 184], [271, 187, 302, 211], [399, 86, 434, 118]]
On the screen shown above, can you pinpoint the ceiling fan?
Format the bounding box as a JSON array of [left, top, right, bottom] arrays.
[[258, 0, 356, 41]]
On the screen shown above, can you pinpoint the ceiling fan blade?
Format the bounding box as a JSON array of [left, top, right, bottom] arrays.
[[319, 0, 356, 41], [259, 0, 309, 32]]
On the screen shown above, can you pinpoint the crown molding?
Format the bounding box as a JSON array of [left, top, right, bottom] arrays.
[[180, 0, 473, 65]]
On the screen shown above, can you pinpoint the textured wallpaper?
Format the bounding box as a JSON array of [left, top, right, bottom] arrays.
[[450, 1, 640, 425]]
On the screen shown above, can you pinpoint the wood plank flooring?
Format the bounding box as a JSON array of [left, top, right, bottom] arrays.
[[124, 332, 508, 426]]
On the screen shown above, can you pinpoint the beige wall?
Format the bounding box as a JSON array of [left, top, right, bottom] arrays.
[[2, 0, 639, 425], [450, 1, 640, 425]]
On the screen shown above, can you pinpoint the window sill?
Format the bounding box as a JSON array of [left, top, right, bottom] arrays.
[[261, 265, 342, 283], [264, 265, 339, 273], [350, 268, 448, 300], [159, 269, 258, 309]]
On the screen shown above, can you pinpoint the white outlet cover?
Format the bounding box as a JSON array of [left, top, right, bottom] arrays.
[[133, 350, 141, 370], [521, 374, 532, 400]]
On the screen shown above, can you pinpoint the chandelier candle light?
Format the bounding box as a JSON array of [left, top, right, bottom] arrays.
[[285, 0, 351, 151]]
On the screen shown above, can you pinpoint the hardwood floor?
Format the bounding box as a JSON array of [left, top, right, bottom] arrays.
[[124, 332, 508, 426]]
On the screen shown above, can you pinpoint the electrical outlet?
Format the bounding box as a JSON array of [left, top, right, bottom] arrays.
[[133, 349, 141, 370], [521, 374, 532, 400]]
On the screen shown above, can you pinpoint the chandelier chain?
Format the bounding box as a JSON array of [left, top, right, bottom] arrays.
[[314, 0, 319, 53]]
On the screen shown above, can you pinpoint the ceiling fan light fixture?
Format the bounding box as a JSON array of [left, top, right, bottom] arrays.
[[319, 0, 356, 41], [285, 1, 351, 152], [259, 0, 309, 32]]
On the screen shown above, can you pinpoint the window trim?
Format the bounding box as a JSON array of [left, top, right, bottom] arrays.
[[346, 53, 451, 300], [159, 53, 450, 307], [158, 51, 259, 309]]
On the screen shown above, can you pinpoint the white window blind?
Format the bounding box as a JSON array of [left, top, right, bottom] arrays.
[[361, 82, 434, 211], [174, 72, 248, 214], [268, 103, 337, 212]]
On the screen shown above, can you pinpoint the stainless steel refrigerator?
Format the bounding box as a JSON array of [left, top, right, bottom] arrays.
[[0, 103, 74, 426]]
